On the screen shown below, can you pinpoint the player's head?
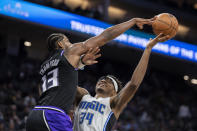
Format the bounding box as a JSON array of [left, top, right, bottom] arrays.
[[95, 75, 122, 97], [47, 33, 71, 52]]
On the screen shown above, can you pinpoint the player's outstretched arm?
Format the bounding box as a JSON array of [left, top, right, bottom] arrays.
[[110, 33, 169, 119], [72, 18, 155, 55], [83, 18, 154, 48]]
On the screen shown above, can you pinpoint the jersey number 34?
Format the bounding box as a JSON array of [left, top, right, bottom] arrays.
[[80, 112, 94, 125]]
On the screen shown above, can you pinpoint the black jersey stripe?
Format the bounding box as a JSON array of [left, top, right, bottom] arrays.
[[105, 113, 116, 131], [103, 112, 116, 131]]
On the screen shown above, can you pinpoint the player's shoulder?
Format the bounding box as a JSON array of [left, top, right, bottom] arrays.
[[40, 50, 63, 68], [45, 49, 63, 60], [81, 94, 92, 100], [69, 42, 87, 54]]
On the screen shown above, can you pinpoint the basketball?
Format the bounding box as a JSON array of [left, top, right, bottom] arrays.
[[152, 13, 179, 39]]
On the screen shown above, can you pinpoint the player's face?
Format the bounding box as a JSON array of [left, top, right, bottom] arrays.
[[95, 77, 116, 96]]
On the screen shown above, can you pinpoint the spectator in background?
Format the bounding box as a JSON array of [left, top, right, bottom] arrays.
[[178, 104, 191, 118], [24, 94, 36, 107]]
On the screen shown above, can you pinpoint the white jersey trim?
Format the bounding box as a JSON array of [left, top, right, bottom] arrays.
[[35, 106, 65, 114], [43, 110, 51, 131]]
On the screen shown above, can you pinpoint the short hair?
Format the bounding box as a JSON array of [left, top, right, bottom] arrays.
[[98, 75, 123, 93], [47, 33, 66, 52]]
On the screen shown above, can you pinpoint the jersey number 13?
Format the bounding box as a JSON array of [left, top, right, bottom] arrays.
[[41, 68, 59, 93]]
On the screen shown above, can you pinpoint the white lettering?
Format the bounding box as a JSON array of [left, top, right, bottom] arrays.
[[127, 35, 148, 48], [153, 43, 169, 53], [195, 52, 197, 60], [115, 34, 128, 42], [71, 21, 104, 36], [170, 46, 180, 55], [181, 48, 193, 59], [54, 59, 59, 66], [39, 59, 60, 75]]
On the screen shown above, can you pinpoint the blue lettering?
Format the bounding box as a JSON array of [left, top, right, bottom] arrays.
[[98, 104, 106, 114], [90, 101, 96, 110], [79, 112, 86, 124], [85, 102, 91, 109], [79, 101, 87, 109], [95, 101, 99, 111], [86, 112, 94, 125], [79, 101, 106, 115]]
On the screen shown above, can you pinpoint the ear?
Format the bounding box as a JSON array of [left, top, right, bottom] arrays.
[[57, 42, 63, 48], [112, 89, 117, 96]]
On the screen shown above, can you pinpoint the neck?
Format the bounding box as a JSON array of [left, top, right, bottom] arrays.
[[95, 93, 110, 99]]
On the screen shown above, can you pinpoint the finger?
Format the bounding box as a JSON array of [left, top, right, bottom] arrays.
[[147, 21, 153, 25], [94, 54, 101, 59], [87, 48, 93, 53], [141, 20, 152, 26], [158, 35, 170, 42], [92, 61, 98, 64], [92, 47, 100, 55], [137, 23, 143, 29], [88, 61, 98, 65], [94, 48, 100, 55], [90, 47, 98, 54], [155, 33, 163, 39], [140, 25, 143, 29], [150, 16, 157, 21]]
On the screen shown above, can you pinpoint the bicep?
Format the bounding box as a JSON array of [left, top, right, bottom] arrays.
[[72, 34, 106, 55], [111, 82, 137, 118]]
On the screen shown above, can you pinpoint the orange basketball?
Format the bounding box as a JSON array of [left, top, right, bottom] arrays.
[[152, 13, 179, 39]]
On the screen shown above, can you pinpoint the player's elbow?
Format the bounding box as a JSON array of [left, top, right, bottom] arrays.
[[84, 36, 106, 49]]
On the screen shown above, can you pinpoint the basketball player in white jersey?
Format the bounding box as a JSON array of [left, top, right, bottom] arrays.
[[74, 33, 169, 131]]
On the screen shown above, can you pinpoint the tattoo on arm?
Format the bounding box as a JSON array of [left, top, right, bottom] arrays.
[[102, 26, 122, 42]]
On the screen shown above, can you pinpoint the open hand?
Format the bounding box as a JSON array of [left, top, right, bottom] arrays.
[[134, 17, 156, 29], [147, 33, 170, 49], [82, 47, 101, 65]]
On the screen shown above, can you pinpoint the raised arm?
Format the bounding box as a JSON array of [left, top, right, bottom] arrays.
[[83, 18, 154, 48], [110, 33, 169, 119], [72, 18, 154, 55]]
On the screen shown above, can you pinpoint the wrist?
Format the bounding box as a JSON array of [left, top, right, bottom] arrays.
[[146, 46, 152, 51], [78, 55, 85, 70], [131, 18, 137, 23], [81, 55, 86, 65]]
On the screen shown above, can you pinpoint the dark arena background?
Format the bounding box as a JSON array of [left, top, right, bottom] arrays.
[[0, 0, 197, 131]]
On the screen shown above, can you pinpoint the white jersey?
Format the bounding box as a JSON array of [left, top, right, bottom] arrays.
[[74, 94, 116, 131]]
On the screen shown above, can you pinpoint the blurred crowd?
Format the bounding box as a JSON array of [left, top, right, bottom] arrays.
[[0, 51, 197, 131], [23, 0, 197, 22], [24, 0, 109, 21], [0, 0, 197, 131], [150, 0, 197, 10]]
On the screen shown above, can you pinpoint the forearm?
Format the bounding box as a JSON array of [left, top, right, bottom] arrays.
[[129, 47, 151, 89], [119, 48, 152, 103], [100, 19, 136, 44], [84, 19, 137, 48]]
